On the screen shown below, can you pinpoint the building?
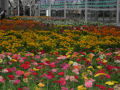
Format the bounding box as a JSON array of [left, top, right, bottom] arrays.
[[0, 0, 9, 15], [0, 0, 120, 24]]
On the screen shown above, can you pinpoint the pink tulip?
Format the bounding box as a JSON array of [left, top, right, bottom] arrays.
[[10, 67, 16, 72], [51, 69, 57, 73], [106, 74, 111, 79], [12, 54, 21, 59], [26, 53, 32, 56], [7, 52, 12, 56], [70, 76, 78, 82], [0, 76, 4, 83], [16, 70, 23, 76], [72, 69, 79, 74], [45, 72, 54, 79], [65, 75, 70, 80], [35, 55, 40, 59], [85, 81, 93, 88], [19, 59, 24, 63], [36, 66, 41, 69], [85, 79, 95, 88], [0, 54, 5, 59], [106, 52, 112, 56], [2, 68, 8, 73], [23, 87, 29, 90], [32, 62, 38, 66], [14, 80, 20, 85], [22, 57, 26, 60], [73, 52, 79, 55], [59, 78, 66, 86], [61, 63, 69, 70], [8, 62, 12, 65], [57, 56, 67, 60], [61, 87, 68, 90]]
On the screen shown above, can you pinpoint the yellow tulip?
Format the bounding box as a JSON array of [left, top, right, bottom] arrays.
[[33, 68, 39, 71], [0, 59, 3, 63], [94, 73, 106, 77], [77, 85, 86, 90], [69, 61, 74, 65], [38, 82, 45, 87], [97, 66, 102, 69], [105, 81, 118, 86], [103, 59, 107, 63]]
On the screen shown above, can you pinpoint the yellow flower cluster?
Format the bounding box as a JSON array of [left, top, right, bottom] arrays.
[[0, 29, 119, 53]]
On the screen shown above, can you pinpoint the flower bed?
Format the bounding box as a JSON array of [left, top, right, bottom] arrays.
[[0, 19, 120, 53], [0, 18, 120, 36], [0, 49, 120, 90], [0, 29, 120, 53], [0, 17, 120, 90], [8, 16, 112, 26]]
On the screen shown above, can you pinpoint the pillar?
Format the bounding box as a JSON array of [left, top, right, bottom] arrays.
[[18, 0, 20, 16], [48, 3, 51, 16], [116, 0, 120, 25], [64, 0, 67, 18], [85, 0, 88, 23], [0, 0, 1, 8], [30, 5, 32, 16], [39, 1, 40, 16]]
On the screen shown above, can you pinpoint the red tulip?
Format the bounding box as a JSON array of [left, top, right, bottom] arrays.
[[32, 72, 38, 76], [58, 72, 64, 76], [8, 75, 15, 80]]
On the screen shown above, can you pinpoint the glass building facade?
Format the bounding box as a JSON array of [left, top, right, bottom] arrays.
[[0, 0, 120, 25]]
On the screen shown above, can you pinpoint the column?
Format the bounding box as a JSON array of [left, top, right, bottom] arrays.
[[18, 0, 20, 16], [23, 5, 25, 16], [85, 0, 88, 23], [116, 0, 119, 25], [30, 5, 32, 16], [48, 1, 51, 16], [0, 0, 1, 8], [38, 1, 40, 16], [64, 0, 66, 18]]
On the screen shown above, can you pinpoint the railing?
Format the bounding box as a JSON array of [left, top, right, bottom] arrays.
[[40, 0, 117, 9]]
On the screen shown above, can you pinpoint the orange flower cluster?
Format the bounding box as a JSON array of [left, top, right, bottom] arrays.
[[81, 25, 120, 36]]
